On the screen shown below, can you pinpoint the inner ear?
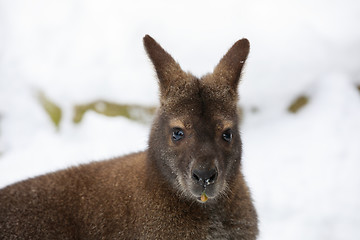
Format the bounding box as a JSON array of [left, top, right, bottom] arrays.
[[212, 38, 250, 88], [143, 35, 187, 95]]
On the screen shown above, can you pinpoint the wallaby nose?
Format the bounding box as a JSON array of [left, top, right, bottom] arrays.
[[192, 168, 218, 186]]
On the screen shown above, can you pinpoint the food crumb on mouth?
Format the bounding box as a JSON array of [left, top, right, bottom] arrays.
[[200, 191, 208, 203]]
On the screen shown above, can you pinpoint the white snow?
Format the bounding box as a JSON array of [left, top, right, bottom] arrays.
[[243, 73, 360, 239], [1, 1, 360, 239]]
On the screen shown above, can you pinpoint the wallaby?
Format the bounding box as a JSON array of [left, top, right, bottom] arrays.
[[0, 35, 258, 239]]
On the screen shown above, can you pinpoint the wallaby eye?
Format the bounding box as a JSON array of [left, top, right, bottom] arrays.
[[172, 128, 184, 142], [222, 129, 232, 142]]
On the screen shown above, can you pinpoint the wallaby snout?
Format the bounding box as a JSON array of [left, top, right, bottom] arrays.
[[192, 167, 218, 187], [191, 141, 219, 187]]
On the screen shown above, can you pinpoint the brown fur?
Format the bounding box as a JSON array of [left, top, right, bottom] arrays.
[[0, 35, 258, 239]]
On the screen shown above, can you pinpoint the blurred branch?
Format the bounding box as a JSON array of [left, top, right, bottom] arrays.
[[37, 92, 62, 129], [73, 101, 157, 124], [288, 95, 309, 113]]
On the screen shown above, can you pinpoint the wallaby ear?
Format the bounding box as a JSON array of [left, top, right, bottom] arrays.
[[143, 35, 187, 95], [213, 38, 250, 88]]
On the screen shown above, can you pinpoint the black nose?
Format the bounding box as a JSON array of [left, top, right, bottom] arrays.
[[192, 168, 218, 186]]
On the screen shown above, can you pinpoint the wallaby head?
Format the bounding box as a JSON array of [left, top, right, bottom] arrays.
[[144, 35, 249, 203]]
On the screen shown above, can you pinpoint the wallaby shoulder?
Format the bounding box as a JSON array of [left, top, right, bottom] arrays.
[[0, 151, 148, 239]]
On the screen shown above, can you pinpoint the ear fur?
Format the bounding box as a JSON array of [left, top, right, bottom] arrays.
[[143, 35, 188, 96], [212, 38, 250, 89]]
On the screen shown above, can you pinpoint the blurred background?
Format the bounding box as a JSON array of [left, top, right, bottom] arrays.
[[1, 0, 360, 239]]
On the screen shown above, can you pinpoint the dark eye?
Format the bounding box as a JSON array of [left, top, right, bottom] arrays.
[[222, 129, 232, 142], [172, 128, 184, 142]]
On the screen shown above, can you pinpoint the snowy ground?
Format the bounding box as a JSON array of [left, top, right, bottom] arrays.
[[1, 1, 360, 239]]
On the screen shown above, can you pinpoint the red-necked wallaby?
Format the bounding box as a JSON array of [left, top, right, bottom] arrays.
[[0, 35, 258, 239]]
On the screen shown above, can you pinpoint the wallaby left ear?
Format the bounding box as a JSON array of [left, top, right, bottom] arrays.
[[143, 35, 187, 96], [213, 38, 250, 88]]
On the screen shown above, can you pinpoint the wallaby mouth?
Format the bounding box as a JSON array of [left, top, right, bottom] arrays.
[[192, 183, 219, 203], [186, 165, 221, 203]]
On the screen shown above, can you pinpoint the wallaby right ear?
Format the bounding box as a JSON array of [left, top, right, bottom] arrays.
[[143, 35, 186, 95], [212, 38, 250, 89]]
